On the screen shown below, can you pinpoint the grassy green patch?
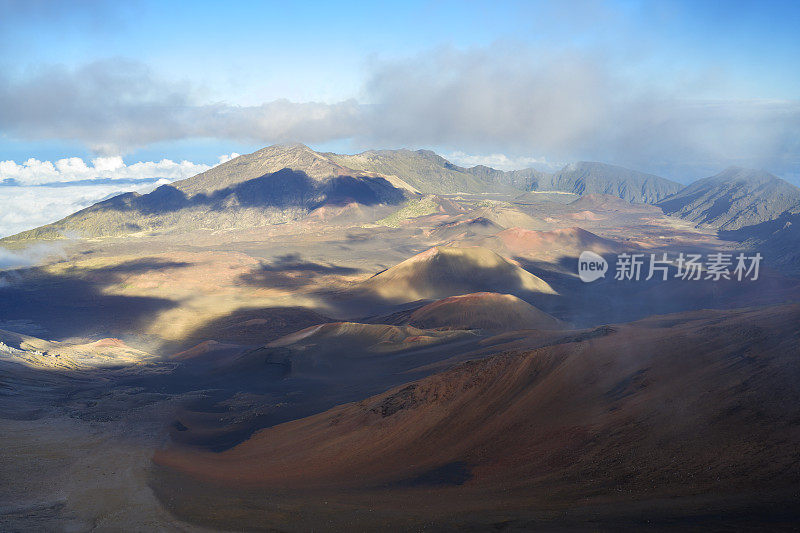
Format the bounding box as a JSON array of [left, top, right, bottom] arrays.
[[374, 196, 440, 228]]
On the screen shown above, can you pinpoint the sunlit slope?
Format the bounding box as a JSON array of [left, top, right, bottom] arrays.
[[362, 246, 556, 302], [406, 292, 563, 331], [659, 167, 800, 230], [156, 304, 800, 506], [1, 144, 409, 240]]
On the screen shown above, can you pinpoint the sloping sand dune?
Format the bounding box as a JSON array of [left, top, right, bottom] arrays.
[[154, 304, 800, 529], [406, 292, 562, 331], [267, 321, 473, 353], [362, 246, 556, 302], [489, 226, 627, 261], [427, 216, 505, 243]]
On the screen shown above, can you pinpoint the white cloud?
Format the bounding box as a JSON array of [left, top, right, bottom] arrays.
[[0, 180, 172, 237], [217, 152, 240, 164], [361, 47, 800, 179], [0, 155, 222, 185], [0, 153, 238, 237], [444, 151, 560, 172], [0, 51, 798, 180], [0, 241, 68, 271]]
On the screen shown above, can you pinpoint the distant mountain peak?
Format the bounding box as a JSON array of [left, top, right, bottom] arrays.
[[711, 166, 782, 185], [549, 161, 681, 203], [565, 161, 605, 171], [0, 143, 733, 242], [659, 167, 800, 230]]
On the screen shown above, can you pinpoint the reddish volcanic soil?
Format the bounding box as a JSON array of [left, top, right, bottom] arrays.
[[360, 245, 556, 303], [493, 226, 626, 257], [406, 291, 562, 331], [153, 303, 800, 530], [427, 216, 506, 242]]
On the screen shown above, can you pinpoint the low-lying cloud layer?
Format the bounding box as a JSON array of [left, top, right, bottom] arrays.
[[0, 240, 67, 272], [0, 181, 167, 238], [0, 155, 224, 185], [1, 47, 798, 180], [0, 153, 238, 237], [444, 151, 557, 172]]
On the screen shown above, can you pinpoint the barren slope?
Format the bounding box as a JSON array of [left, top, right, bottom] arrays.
[[154, 304, 800, 529]]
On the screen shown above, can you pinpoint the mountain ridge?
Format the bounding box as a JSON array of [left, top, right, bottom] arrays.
[[658, 166, 800, 230], [2, 144, 792, 242], [331, 148, 683, 202], [2, 147, 412, 240]]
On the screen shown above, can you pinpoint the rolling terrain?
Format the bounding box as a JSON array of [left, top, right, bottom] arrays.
[[404, 292, 562, 331], [720, 213, 800, 275], [658, 167, 800, 230], [154, 304, 800, 530], [360, 245, 556, 302], [546, 161, 682, 203], [2, 144, 685, 242], [1, 143, 798, 530], [659, 167, 800, 274], [330, 149, 682, 202]]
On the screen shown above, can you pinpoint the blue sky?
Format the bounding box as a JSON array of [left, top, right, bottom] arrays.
[[2, 0, 798, 168], [0, 0, 798, 235], [4, 1, 798, 99]]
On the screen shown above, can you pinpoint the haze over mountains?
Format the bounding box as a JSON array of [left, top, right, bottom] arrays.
[[655, 167, 800, 274], [330, 149, 683, 202], [155, 304, 800, 530], [5, 142, 799, 277], [3, 0, 800, 529], [3, 144, 686, 241], [6, 142, 799, 246], [658, 167, 800, 230], [2, 141, 800, 530]]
